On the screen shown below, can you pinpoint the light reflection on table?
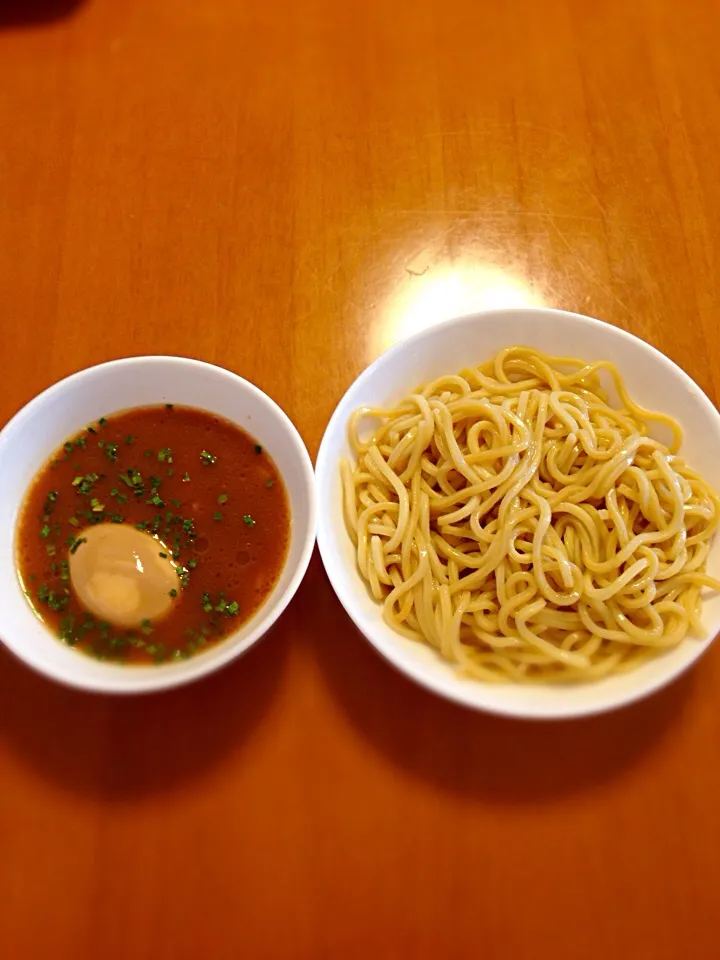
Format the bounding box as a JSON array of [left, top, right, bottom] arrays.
[[374, 259, 543, 354]]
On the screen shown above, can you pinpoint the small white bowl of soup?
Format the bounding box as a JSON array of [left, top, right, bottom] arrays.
[[315, 308, 720, 719], [0, 357, 316, 693]]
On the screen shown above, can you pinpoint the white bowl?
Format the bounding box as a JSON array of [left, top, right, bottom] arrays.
[[0, 357, 316, 694], [316, 308, 720, 719]]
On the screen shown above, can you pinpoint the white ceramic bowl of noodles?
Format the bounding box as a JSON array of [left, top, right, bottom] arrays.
[[315, 308, 720, 719]]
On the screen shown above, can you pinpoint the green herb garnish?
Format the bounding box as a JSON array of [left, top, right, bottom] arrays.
[[59, 615, 76, 643], [182, 472, 191, 483], [40, 525, 51, 539], [73, 473, 99, 496], [243, 514, 255, 527], [217, 494, 228, 505], [158, 448, 173, 463], [213, 512, 222, 521], [254, 444, 262, 454], [37, 583, 70, 612], [70, 537, 88, 554], [200, 450, 216, 466]]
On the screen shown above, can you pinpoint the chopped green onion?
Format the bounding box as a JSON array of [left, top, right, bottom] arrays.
[[68, 516, 80, 528], [200, 450, 217, 466], [169, 588, 178, 598], [158, 448, 173, 463], [254, 444, 263, 454], [125, 435, 135, 445], [182, 472, 191, 483], [40, 525, 51, 539], [218, 493, 228, 505], [140, 619, 154, 636], [213, 512, 222, 521], [70, 537, 88, 554], [158, 552, 167, 559], [266, 479, 274, 488], [243, 514, 255, 527], [98, 417, 108, 427]]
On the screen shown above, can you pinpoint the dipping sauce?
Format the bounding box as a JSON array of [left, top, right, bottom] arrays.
[[16, 406, 291, 664]]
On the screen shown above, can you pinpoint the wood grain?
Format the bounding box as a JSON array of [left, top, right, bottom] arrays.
[[2, 1, 720, 957]]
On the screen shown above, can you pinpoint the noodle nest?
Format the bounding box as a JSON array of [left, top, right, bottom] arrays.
[[341, 346, 720, 683]]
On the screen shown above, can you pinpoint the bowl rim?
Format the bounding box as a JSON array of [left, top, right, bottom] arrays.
[[0, 355, 318, 694], [315, 306, 720, 719]]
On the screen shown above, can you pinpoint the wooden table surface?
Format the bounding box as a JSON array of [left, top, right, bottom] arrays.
[[2, 1, 720, 957]]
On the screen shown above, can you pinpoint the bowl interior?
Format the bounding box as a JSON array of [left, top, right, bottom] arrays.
[[0, 357, 316, 693], [316, 308, 720, 718]]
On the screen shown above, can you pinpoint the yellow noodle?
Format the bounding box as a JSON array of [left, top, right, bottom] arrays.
[[341, 346, 720, 683]]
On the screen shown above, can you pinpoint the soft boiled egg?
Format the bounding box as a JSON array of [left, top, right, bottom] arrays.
[[68, 524, 179, 628]]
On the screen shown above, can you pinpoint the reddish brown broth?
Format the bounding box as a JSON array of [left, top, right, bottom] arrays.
[[16, 406, 290, 664]]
